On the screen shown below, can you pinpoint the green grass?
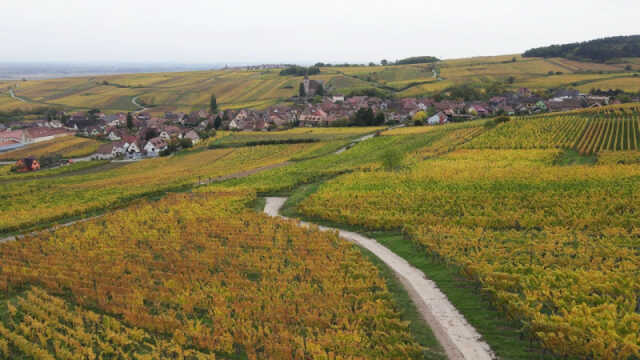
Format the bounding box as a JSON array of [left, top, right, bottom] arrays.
[[553, 149, 597, 166], [279, 182, 562, 360]]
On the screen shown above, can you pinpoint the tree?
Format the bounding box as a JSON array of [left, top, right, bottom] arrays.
[[368, 62, 376, 67], [209, 94, 218, 113], [381, 59, 389, 66], [214, 115, 222, 129], [625, 65, 633, 71], [507, 76, 516, 84], [353, 107, 375, 126], [512, 57, 517, 62], [144, 128, 159, 141], [381, 148, 404, 171], [316, 86, 324, 97], [126, 112, 134, 130], [374, 112, 385, 125], [412, 111, 427, 125], [299, 83, 306, 97]]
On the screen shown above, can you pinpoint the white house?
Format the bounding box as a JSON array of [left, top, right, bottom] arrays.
[[427, 112, 448, 125], [107, 130, 122, 141], [144, 137, 168, 157], [94, 143, 115, 160]]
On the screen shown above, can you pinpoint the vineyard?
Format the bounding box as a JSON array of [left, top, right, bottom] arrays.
[[0, 143, 315, 234], [0, 136, 102, 160], [2, 54, 638, 114], [466, 105, 640, 154], [297, 149, 640, 359], [0, 190, 424, 359]]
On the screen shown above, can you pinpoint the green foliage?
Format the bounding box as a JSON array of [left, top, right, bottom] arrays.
[[381, 148, 404, 171], [523, 35, 640, 62], [396, 56, 440, 65], [209, 94, 218, 113], [126, 112, 133, 130], [299, 83, 306, 97], [280, 66, 320, 76]]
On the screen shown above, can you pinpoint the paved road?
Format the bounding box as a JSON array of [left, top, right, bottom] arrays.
[[264, 197, 495, 360]]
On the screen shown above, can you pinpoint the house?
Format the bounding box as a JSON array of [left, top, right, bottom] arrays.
[[144, 137, 168, 157], [183, 130, 201, 145], [331, 95, 345, 103], [13, 157, 40, 172], [105, 113, 126, 127], [299, 108, 328, 126], [159, 126, 183, 141], [94, 143, 115, 160], [0, 130, 27, 144], [467, 105, 490, 117], [123, 136, 142, 157], [427, 112, 448, 125], [107, 130, 123, 141]]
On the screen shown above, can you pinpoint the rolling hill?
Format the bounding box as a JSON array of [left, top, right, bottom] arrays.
[[1, 52, 638, 116]]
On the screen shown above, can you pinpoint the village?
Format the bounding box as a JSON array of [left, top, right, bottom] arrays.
[[0, 78, 624, 164]]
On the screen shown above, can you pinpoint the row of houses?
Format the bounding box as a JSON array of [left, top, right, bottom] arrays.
[[0, 88, 625, 155]]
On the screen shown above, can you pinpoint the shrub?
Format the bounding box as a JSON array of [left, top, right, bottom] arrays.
[[381, 148, 404, 171]]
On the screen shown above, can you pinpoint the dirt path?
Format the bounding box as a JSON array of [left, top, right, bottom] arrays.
[[264, 197, 495, 360], [132, 96, 148, 114], [9, 89, 28, 103]]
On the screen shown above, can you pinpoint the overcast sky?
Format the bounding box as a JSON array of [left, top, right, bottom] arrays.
[[1, 0, 638, 65]]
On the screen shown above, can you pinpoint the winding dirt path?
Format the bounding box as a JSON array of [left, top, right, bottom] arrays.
[[264, 197, 495, 360]]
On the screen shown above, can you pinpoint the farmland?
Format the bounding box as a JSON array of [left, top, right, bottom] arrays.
[[0, 136, 102, 160], [2, 104, 640, 359], [465, 104, 640, 153], [0, 190, 425, 359], [0, 142, 317, 234], [297, 146, 640, 359], [1, 54, 638, 114]]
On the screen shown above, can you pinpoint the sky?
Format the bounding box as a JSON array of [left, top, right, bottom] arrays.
[[1, 0, 639, 65]]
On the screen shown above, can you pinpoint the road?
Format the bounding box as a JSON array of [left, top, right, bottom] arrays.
[[9, 89, 27, 103], [132, 96, 148, 113], [264, 197, 495, 360]]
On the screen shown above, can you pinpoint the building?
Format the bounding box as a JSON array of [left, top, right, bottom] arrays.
[[303, 76, 324, 97], [13, 157, 40, 172]]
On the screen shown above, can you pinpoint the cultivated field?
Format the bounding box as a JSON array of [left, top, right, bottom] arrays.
[[2, 107, 640, 359], [465, 104, 640, 153], [2, 55, 638, 114]]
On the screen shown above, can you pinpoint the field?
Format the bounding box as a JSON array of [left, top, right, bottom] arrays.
[[297, 146, 640, 359], [0, 136, 102, 160], [0, 190, 424, 359], [2, 106, 640, 359], [211, 127, 384, 147], [0, 142, 319, 234], [2, 54, 638, 114], [465, 104, 640, 154]]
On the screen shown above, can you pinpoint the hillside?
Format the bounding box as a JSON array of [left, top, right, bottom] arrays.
[[1, 53, 638, 116], [2, 105, 640, 359], [523, 35, 640, 63]]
